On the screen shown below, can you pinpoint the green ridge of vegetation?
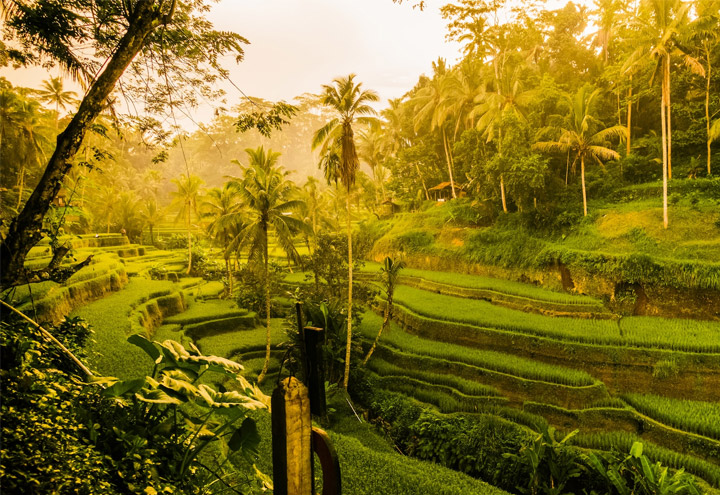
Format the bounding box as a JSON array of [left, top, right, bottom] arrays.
[[570, 431, 720, 488], [622, 393, 720, 441], [164, 299, 248, 325], [388, 285, 720, 352], [360, 311, 596, 387], [360, 261, 604, 307], [367, 357, 502, 397], [368, 370, 508, 414], [71, 278, 176, 378], [193, 317, 286, 360]]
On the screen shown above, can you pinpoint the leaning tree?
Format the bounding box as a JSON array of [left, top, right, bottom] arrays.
[[0, 0, 247, 289]]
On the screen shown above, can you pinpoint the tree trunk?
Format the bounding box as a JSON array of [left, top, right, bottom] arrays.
[[343, 189, 353, 389], [258, 230, 271, 383], [185, 205, 192, 275], [661, 62, 669, 230], [225, 255, 233, 299], [362, 291, 393, 365], [706, 45, 712, 176], [626, 75, 632, 157], [500, 175, 508, 213], [15, 166, 25, 210], [666, 55, 672, 180], [441, 128, 457, 199], [149, 225, 154, 246], [581, 156, 587, 216], [414, 162, 430, 201], [0, 0, 166, 287]]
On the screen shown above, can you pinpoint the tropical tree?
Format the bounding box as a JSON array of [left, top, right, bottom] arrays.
[[0, 0, 248, 290], [472, 63, 535, 213], [362, 256, 405, 365], [624, 0, 692, 188], [312, 74, 378, 389], [687, 0, 720, 175], [35, 77, 77, 127], [202, 184, 242, 296], [411, 61, 460, 199], [139, 198, 165, 246], [534, 87, 625, 217], [171, 174, 204, 275], [228, 146, 307, 383]]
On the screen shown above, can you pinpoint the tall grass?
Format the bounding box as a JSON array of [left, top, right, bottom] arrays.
[[361, 262, 602, 306], [389, 285, 720, 352], [622, 393, 720, 441], [359, 312, 596, 386], [72, 278, 175, 378]]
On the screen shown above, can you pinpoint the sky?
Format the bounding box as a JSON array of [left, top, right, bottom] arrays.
[[0, 0, 590, 128], [0, 0, 462, 126]]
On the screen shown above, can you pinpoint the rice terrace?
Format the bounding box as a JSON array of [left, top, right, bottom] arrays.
[[1, 0, 720, 494]]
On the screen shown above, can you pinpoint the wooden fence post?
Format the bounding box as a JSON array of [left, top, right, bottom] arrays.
[[303, 326, 327, 418], [272, 377, 312, 495]]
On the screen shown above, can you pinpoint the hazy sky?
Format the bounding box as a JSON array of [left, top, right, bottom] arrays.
[[0, 0, 586, 127], [1, 0, 461, 124]]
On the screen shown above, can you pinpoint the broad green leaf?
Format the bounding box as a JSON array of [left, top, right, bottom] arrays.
[[630, 441, 643, 458], [127, 334, 160, 361], [102, 378, 146, 398], [228, 418, 260, 460], [137, 387, 183, 405]]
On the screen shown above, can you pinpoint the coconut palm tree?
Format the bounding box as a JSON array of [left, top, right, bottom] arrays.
[[534, 87, 626, 217], [202, 184, 242, 297], [362, 256, 405, 365], [687, 0, 719, 175], [472, 63, 534, 213], [139, 198, 165, 247], [358, 122, 387, 203], [624, 0, 692, 188], [35, 77, 77, 127], [312, 74, 378, 389], [228, 146, 308, 383], [411, 61, 460, 199], [171, 174, 204, 274]]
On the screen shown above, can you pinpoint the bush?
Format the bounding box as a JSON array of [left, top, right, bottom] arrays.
[[0, 318, 268, 495]]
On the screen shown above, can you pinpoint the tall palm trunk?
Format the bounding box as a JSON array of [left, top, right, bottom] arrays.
[[581, 156, 587, 216], [15, 167, 25, 209], [258, 228, 271, 383], [185, 205, 193, 274], [705, 45, 713, 175], [414, 162, 430, 201], [498, 130, 508, 213], [441, 128, 457, 199], [666, 55, 672, 180], [363, 288, 393, 365], [626, 75, 633, 157], [343, 189, 353, 389], [661, 62, 669, 230]]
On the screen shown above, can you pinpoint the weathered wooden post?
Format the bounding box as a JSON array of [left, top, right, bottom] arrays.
[[272, 377, 313, 495], [303, 326, 327, 418]]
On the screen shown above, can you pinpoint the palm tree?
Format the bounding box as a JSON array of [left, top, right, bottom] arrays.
[[0, 88, 51, 210], [534, 87, 626, 217], [358, 122, 387, 203], [687, 0, 719, 175], [624, 0, 692, 188], [202, 184, 242, 297], [171, 174, 204, 274], [411, 61, 459, 199], [362, 256, 405, 365], [35, 77, 77, 127], [139, 198, 165, 246], [228, 146, 307, 383], [472, 64, 534, 213], [312, 74, 378, 389]]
